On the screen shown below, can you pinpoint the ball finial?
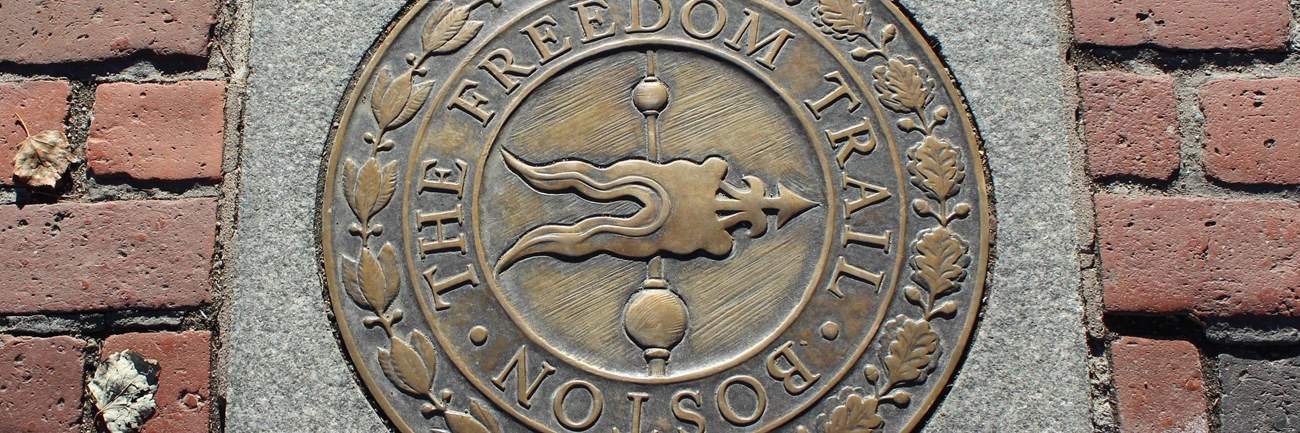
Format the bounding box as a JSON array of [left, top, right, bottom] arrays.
[[633, 77, 670, 114]]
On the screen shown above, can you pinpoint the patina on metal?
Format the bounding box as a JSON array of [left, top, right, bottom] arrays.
[[320, 0, 990, 430]]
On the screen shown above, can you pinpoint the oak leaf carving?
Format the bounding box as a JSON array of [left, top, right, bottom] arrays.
[[909, 227, 970, 302], [906, 136, 964, 202], [882, 317, 938, 385], [12, 129, 75, 188], [813, 0, 871, 40], [379, 332, 437, 397], [872, 58, 932, 114], [824, 392, 883, 433]]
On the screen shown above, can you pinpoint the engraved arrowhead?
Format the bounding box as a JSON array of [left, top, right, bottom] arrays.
[[716, 175, 819, 238]]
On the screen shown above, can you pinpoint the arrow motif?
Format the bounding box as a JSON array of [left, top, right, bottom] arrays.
[[716, 176, 818, 238]]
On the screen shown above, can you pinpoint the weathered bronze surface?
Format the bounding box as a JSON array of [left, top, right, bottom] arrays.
[[320, 0, 990, 430]]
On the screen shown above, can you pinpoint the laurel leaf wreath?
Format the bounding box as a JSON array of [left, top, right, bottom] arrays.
[[808, 4, 974, 432], [339, 3, 499, 432]]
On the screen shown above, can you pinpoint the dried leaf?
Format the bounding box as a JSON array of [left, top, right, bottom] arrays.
[[379, 71, 415, 128], [89, 350, 159, 433], [883, 318, 938, 385], [390, 81, 435, 129], [370, 67, 392, 124], [910, 227, 970, 300], [907, 136, 965, 202], [389, 335, 433, 395], [378, 242, 401, 309], [469, 399, 501, 433], [872, 58, 931, 114], [435, 21, 483, 54], [424, 5, 471, 53], [824, 392, 882, 433], [813, 0, 870, 40], [13, 129, 75, 188], [340, 256, 368, 309]]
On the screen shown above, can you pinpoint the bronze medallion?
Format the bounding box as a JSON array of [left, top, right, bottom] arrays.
[[321, 0, 990, 431]]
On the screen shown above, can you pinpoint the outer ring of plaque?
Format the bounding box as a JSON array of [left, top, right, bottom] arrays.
[[319, 0, 994, 432]]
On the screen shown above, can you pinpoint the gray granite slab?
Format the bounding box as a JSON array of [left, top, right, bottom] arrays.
[[227, 0, 1090, 431], [225, 1, 405, 431], [895, 0, 1091, 431]]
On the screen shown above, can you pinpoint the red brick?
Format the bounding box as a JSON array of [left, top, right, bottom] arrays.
[[1080, 71, 1181, 181], [0, 0, 221, 65], [1201, 78, 1300, 185], [1112, 337, 1209, 433], [88, 81, 226, 182], [103, 332, 210, 433], [0, 199, 216, 314], [0, 81, 71, 186], [0, 335, 85, 433], [1097, 194, 1300, 318], [1071, 0, 1290, 51]]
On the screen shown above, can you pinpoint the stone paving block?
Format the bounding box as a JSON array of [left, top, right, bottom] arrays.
[[0, 0, 222, 64], [1201, 78, 1300, 185], [1111, 337, 1208, 433], [1079, 71, 1180, 181], [103, 331, 211, 433], [1097, 194, 1300, 318], [1219, 351, 1300, 433], [0, 335, 85, 433], [88, 81, 227, 182], [0, 199, 217, 314], [0, 81, 71, 186], [1071, 0, 1290, 51]]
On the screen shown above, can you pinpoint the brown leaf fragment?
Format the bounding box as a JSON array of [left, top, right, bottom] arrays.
[[13, 129, 76, 188]]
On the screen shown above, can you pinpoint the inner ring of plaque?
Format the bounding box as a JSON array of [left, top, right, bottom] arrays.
[[472, 43, 837, 382]]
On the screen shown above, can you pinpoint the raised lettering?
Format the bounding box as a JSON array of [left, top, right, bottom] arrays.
[[842, 175, 891, 218], [479, 48, 537, 93], [449, 79, 495, 125], [765, 341, 821, 395], [829, 256, 883, 298], [423, 264, 481, 310], [420, 158, 468, 197], [625, 0, 671, 33], [825, 117, 876, 167], [571, 0, 617, 43], [715, 376, 766, 426], [680, 0, 726, 40], [491, 346, 557, 409], [803, 71, 860, 120], [554, 380, 604, 430], [672, 390, 706, 433], [417, 205, 465, 257], [723, 9, 794, 70], [842, 226, 892, 252], [522, 15, 573, 64]]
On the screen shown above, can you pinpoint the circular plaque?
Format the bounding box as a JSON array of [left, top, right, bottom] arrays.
[[321, 0, 990, 431]]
